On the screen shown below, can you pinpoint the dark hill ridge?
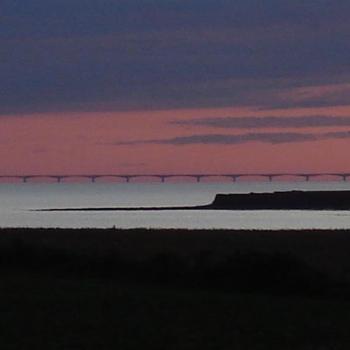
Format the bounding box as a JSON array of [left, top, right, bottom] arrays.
[[38, 190, 350, 211], [211, 190, 350, 210]]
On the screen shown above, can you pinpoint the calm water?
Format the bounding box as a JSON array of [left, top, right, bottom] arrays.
[[1, 181, 350, 229]]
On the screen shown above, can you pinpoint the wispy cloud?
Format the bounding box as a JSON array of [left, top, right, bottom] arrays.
[[114, 130, 350, 146], [173, 115, 350, 129]]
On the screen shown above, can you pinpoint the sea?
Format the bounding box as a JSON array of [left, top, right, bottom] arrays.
[[2, 181, 350, 230]]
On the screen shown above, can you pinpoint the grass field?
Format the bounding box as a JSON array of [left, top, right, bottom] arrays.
[[1, 228, 350, 349]]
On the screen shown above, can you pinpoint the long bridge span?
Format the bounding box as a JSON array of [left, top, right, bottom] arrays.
[[1, 173, 350, 183]]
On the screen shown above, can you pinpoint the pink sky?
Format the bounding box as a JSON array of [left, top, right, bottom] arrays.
[[2, 103, 350, 176]]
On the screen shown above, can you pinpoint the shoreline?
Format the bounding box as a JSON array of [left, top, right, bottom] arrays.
[[35, 204, 211, 211]]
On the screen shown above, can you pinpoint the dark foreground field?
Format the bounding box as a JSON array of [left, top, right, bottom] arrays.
[[2, 228, 350, 349]]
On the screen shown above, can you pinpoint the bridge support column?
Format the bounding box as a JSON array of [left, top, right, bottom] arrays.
[[305, 175, 310, 181], [196, 176, 201, 183], [268, 175, 273, 182], [91, 177, 96, 183], [56, 177, 63, 183], [125, 177, 130, 183], [160, 176, 166, 183], [231, 176, 237, 182], [22, 177, 28, 183], [342, 175, 347, 181]]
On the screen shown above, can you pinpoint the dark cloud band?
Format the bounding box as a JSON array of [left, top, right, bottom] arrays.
[[174, 115, 350, 129], [114, 130, 350, 146]]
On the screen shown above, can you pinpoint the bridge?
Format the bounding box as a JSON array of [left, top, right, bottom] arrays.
[[1, 173, 350, 183]]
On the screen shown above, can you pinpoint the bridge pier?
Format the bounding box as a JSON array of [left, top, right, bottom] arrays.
[[268, 175, 273, 182], [195, 176, 202, 183], [231, 176, 237, 182], [55, 176, 63, 183], [160, 176, 166, 183], [305, 175, 310, 181], [342, 175, 347, 181]]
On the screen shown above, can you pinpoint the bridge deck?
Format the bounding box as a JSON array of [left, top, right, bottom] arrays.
[[0, 174, 349, 183]]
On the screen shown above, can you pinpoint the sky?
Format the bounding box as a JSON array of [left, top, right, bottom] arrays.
[[2, 0, 350, 176]]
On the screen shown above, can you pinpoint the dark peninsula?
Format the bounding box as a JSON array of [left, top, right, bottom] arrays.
[[38, 190, 350, 211]]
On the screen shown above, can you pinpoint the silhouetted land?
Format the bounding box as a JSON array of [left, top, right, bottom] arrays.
[[211, 190, 350, 210], [39, 190, 350, 211], [2, 228, 350, 349]]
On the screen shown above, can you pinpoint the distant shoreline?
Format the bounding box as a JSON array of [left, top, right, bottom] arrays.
[[35, 205, 211, 211], [36, 190, 350, 211]]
